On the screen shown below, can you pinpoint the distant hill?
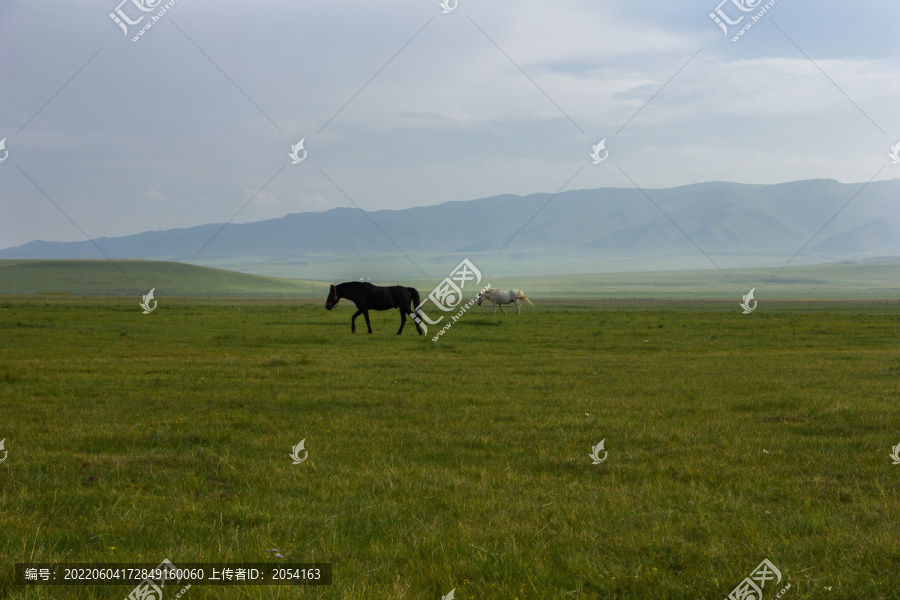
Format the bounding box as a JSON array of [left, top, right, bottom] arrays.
[[0, 258, 897, 299], [1, 179, 898, 277], [0, 260, 327, 296]]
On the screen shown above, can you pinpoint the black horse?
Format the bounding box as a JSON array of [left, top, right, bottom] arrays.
[[325, 282, 423, 335]]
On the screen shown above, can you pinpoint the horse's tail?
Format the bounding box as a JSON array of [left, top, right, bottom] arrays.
[[517, 290, 534, 306], [407, 286, 425, 335], [408, 286, 421, 312]]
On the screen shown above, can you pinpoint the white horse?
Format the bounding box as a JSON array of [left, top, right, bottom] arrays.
[[476, 288, 533, 315]]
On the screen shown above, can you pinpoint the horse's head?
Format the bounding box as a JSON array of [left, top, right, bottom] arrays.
[[476, 291, 485, 306], [325, 284, 340, 310]]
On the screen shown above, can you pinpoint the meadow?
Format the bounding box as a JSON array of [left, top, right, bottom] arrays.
[[3, 258, 899, 300], [0, 261, 327, 297], [0, 295, 898, 599]]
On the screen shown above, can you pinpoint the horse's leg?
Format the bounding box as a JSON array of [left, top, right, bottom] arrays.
[[406, 304, 422, 335], [411, 308, 423, 335], [407, 289, 423, 335], [351, 309, 364, 333], [515, 299, 520, 315], [499, 303, 507, 315], [491, 301, 496, 315], [397, 308, 405, 335], [363, 310, 373, 334]]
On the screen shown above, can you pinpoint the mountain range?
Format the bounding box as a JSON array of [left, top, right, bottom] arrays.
[[2, 179, 898, 277]]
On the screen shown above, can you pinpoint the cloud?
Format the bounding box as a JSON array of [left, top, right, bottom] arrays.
[[0, 0, 897, 249], [146, 189, 167, 202]]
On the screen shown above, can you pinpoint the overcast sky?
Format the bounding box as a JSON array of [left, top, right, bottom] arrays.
[[1, 1, 898, 249]]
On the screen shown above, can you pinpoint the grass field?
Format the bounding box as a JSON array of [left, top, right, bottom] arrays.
[[405, 260, 900, 301], [0, 260, 328, 297], [2, 259, 899, 301], [1, 296, 899, 599]]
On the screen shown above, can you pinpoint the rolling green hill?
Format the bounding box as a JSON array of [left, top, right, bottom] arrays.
[[0, 259, 897, 300], [0, 260, 328, 297]]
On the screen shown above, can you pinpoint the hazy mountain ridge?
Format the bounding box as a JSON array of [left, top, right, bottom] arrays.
[[2, 179, 898, 262]]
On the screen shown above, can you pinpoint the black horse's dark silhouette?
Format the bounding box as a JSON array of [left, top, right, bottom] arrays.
[[325, 282, 423, 335]]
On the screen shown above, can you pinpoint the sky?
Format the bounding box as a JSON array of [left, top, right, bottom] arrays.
[[1, 0, 898, 249]]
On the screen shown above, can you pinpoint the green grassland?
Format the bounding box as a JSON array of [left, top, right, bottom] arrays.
[[1, 259, 899, 300], [0, 295, 898, 599], [407, 260, 900, 300], [0, 260, 327, 297]]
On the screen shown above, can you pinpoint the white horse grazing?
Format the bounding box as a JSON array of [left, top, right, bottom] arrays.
[[476, 288, 533, 315]]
